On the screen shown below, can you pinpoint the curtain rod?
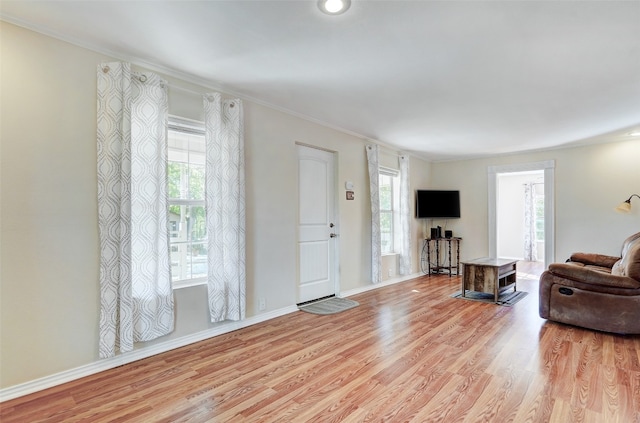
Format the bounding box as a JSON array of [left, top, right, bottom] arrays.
[[167, 84, 243, 106], [166, 83, 208, 97], [102, 64, 209, 97]]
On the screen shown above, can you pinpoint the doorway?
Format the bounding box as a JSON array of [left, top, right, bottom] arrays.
[[297, 144, 339, 303], [488, 160, 555, 269], [496, 170, 545, 274]]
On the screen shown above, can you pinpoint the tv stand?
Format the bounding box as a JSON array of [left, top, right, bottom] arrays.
[[421, 237, 461, 276]]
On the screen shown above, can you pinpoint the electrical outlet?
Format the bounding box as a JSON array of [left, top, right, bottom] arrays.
[[259, 298, 266, 311]]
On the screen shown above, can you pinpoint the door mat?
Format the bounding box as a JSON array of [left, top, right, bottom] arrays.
[[298, 297, 360, 315], [450, 290, 528, 306]]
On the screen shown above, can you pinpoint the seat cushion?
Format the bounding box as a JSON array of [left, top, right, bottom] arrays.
[[567, 262, 613, 274]]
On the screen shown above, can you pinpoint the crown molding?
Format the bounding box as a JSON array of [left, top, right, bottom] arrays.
[[1, 15, 427, 160]]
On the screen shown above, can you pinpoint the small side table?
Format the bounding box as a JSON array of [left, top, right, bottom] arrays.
[[422, 237, 461, 276], [461, 258, 517, 303]]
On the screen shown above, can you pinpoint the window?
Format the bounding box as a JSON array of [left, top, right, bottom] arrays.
[[379, 168, 400, 254], [168, 119, 207, 288]]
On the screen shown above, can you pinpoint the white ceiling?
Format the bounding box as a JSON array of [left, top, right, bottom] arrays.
[[2, 0, 640, 160]]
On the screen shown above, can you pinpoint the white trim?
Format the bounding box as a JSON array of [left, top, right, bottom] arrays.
[[488, 160, 555, 268], [1, 15, 626, 164], [172, 278, 207, 290], [379, 170, 397, 254], [0, 15, 430, 162], [168, 115, 205, 135], [0, 270, 426, 402], [332, 150, 341, 299], [0, 305, 298, 402], [487, 160, 554, 174], [379, 166, 400, 177], [340, 272, 422, 298], [167, 122, 208, 289]]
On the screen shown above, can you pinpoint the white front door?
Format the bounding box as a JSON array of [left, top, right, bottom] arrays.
[[297, 145, 337, 303]]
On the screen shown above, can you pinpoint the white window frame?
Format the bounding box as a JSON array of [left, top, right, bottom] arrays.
[[379, 167, 400, 255], [168, 116, 207, 289]]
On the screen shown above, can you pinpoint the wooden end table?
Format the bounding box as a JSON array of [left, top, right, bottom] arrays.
[[461, 258, 517, 303]]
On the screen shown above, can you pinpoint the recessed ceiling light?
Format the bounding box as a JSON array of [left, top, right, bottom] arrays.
[[318, 0, 351, 15], [628, 131, 640, 137]]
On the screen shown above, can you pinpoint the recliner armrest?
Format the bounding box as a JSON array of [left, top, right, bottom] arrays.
[[568, 252, 620, 268], [549, 263, 640, 289]]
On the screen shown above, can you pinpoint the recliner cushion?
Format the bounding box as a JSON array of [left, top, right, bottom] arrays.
[[566, 261, 613, 273], [568, 252, 619, 268], [549, 263, 640, 289], [611, 237, 640, 281], [621, 232, 640, 256]]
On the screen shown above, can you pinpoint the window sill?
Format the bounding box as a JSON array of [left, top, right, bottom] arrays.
[[381, 252, 399, 257], [172, 278, 207, 290]]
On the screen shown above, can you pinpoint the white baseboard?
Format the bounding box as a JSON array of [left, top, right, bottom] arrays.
[[0, 273, 425, 402], [340, 272, 423, 298], [0, 305, 298, 402]]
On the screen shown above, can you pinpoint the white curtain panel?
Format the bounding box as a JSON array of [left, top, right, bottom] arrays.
[[203, 93, 246, 322], [523, 182, 538, 261], [366, 144, 382, 283], [398, 154, 412, 275], [97, 62, 174, 358]]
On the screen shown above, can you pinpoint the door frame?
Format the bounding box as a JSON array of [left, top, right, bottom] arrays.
[[488, 160, 555, 268], [296, 142, 340, 302]]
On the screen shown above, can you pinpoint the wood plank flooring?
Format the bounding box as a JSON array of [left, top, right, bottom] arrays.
[[2, 262, 640, 422]]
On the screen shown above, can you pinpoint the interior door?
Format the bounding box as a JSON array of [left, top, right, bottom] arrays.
[[297, 145, 337, 303]]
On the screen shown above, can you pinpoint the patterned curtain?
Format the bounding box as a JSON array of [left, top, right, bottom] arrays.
[[203, 93, 246, 322], [97, 62, 174, 358], [523, 182, 538, 261], [366, 144, 382, 283], [398, 154, 412, 275]]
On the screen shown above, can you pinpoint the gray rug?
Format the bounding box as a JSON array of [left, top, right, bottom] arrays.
[[298, 297, 360, 315], [450, 290, 528, 306]]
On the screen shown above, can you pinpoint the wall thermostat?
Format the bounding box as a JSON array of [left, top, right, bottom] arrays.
[[345, 181, 354, 190]]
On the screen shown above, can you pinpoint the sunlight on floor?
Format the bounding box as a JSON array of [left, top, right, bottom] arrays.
[[517, 260, 545, 280]]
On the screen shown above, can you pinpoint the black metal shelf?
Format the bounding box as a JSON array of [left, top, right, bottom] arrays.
[[421, 237, 462, 277]]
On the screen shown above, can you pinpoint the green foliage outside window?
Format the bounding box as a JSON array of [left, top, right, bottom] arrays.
[[168, 128, 207, 282], [168, 162, 206, 240]]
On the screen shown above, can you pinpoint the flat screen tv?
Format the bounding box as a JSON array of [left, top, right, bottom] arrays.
[[415, 190, 460, 219]]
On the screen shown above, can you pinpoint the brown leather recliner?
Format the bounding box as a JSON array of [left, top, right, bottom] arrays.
[[539, 232, 640, 334]]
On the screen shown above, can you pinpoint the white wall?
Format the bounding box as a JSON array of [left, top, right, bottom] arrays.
[[0, 22, 432, 390], [430, 141, 640, 263], [4, 20, 638, 395]]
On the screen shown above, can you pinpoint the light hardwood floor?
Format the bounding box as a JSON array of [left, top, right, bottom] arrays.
[[2, 262, 640, 422]]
